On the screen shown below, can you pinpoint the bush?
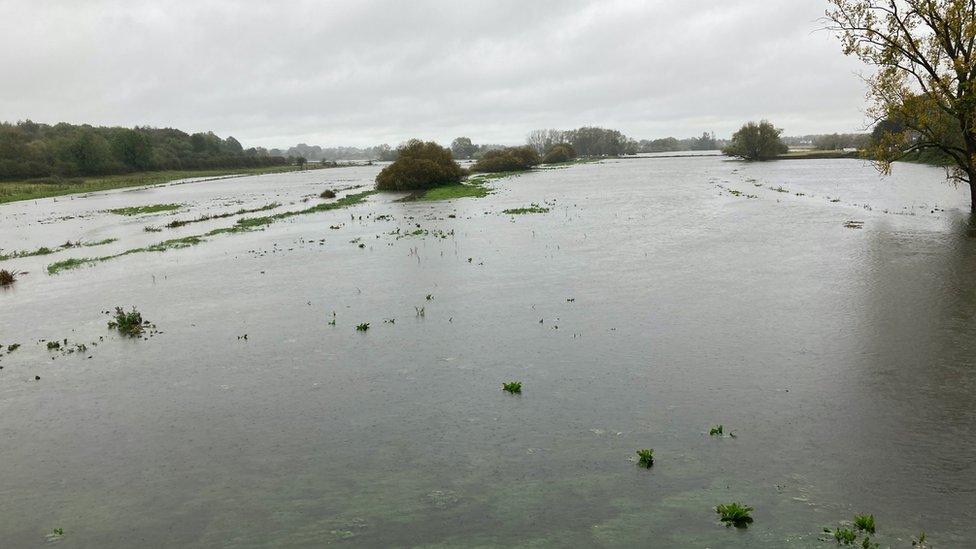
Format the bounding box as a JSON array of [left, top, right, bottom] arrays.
[[722, 120, 788, 161], [471, 146, 541, 173], [542, 143, 577, 164], [320, 189, 336, 199], [375, 140, 463, 191]]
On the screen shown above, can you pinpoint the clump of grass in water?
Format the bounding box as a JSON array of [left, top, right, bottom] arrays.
[[46, 341, 61, 350], [502, 381, 522, 394], [853, 514, 875, 534], [46, 527, 64, 541], [7, 343, 20, 352], [321, 189, 336, 199], [715, 502, 753, 528], [503, 203, 549, 215], [0, 269, 18, 286], [709, 425, 724, 436], [636, 449, 654, 468], [355, 322, 370, 332], [108, 306, 148, 336], [107, 203, 183, 216], [831, 527, 857, 544], [144, 226, 163, 232]]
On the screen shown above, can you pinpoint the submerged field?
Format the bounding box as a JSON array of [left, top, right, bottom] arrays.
[[0, 157, 973, 547]]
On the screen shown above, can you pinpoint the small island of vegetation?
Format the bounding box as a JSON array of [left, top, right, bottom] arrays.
[[374, 139, 464, 191]]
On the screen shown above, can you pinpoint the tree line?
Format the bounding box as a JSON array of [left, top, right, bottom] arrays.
[[0, 120, 289, 181]]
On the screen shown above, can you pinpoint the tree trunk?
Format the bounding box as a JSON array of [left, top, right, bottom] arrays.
[[971, 180, 976, 211]]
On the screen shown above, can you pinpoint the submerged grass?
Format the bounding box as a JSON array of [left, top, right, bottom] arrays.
[[163, 202, 281, 229], [46, 191, 377, 274], [0, 238, 117, 261], [0, 164, 321, 205], [417, 181, 490, 202], [502, 381, 522, 394], [503, 203, 550, 215], [636, 449, 654, 468], [107, 203, 183, 216]]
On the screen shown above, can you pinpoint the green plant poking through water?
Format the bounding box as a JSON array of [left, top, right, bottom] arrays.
[[715, 502, 754, 528], [636, 449, 654, 468], [502, 381, 522, 394], [833, 527, 857, 545], [108, 307, 146, 336], [853, 514, 876, 534], [0, 269, 17, 286], [356, 323, 370, 332], [709, 425, 724, 436]]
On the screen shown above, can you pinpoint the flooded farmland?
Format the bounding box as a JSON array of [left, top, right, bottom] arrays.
[[1, 156, 973, 547]]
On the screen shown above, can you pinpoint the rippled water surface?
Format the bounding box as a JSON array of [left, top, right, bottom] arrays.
[[1, 157, 974, 547]]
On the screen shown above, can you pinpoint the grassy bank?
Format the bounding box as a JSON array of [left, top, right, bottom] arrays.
[[0, 164, 335, 205]]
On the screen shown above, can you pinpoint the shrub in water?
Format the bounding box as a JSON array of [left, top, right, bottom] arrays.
[[502, 381, 522, 394], [375, 140, 463, 191], [542, 143, 577, 164], [108, 306, 146, 336], [321, 189, 337, 199], [471, 146, 541, 173]]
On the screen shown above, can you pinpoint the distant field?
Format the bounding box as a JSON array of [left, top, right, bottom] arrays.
[[779, 149, 860, 160], [0, 164, 334, 205]]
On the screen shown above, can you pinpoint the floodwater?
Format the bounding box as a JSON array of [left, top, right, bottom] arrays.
[[0, 157, 974, 547]]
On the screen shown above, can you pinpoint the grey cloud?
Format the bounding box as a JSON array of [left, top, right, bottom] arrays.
[[0, 0, 870, 148]]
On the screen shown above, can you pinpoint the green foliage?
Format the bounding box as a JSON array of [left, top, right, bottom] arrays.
[[108, 203, 182, 216], [471, 146, 541, 173], [0, 269, 16, 286], [0, 239, 115, 261], [722, 120, 788, 161], [108, 306, 147, 336], [709, 425, 724, 436], [833, 527, 857, 544], [7, 343, 20, 352], [47, 191, 376, 274], [541, 143, 577, 164], [636, 449, 654, 468], [46, 341, 60, 350], [0, 164, 304, 205], [0, 120, 286, 181], [164, 203, 280, 229], [416, 180, 490, 201], [375, 140, 463, 191], [320, 189, 336, 199], [502, 381, 522, 394], [503, 204, 549, 215], [853, 514, 875, 534], [715, 502, 753, 527], [356, 323, 370, 331]]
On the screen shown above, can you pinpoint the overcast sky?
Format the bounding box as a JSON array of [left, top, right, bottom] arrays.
[[0, 0, 871, 149]]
